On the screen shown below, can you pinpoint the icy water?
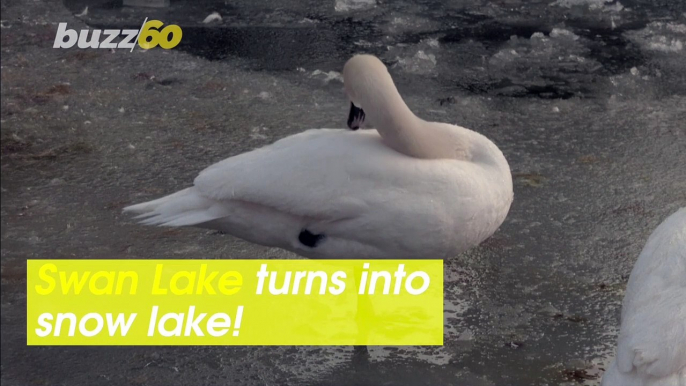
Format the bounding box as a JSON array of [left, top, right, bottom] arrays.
[[1, 0, 685, 385]]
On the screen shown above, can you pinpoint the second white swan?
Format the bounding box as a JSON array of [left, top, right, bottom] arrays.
[[602, 208, 686, 386]]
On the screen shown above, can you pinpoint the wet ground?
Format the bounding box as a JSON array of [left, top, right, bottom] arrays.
[[1, 0, 685, 385]]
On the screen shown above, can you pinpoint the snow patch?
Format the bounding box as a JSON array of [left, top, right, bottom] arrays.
[[550, 28, 580, 40]]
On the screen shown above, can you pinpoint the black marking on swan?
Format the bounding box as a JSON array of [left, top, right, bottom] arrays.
[[347, 102, 365, 130], [298, 229, 326, 248]]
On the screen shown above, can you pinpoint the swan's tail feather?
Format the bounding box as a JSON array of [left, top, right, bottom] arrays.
[[158, 211, 223, 227], [133, 211, 159, 220], [123, 188, 226, 227], [123, 188, 193, 214]]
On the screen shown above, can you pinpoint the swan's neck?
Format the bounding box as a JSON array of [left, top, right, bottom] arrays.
[[362, 81, 471, 160], [366, 91, 422, 154]]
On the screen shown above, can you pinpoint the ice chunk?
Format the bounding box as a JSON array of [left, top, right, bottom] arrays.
[[298, 18, 318, 24], [457, 328, 474, 341], [396, 50, 437, 75], [625, 22, 685, 53], [426, 38, 440, 48], [249, 127, 269, 140], [334, 0, 375, 12], [75, 6, 88, 17], [387, 38, 440, 75], [490, 29, 586, 66], [310, 70, 343, 83], [381, 13, 440, 35], [551, 0, 612, 10], [550, 28, 580, 40], [202, 12, 222, 24], [488, 29, 600, 97], [550, 0, 624, 18], [353, 39, 373, 47]]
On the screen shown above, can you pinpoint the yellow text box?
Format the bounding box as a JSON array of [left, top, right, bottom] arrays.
[[27, 260, 443, 346]]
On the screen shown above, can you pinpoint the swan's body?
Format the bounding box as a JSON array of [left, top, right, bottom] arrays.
[[602, 208, 686, 386], [124, 55, 513, 259]]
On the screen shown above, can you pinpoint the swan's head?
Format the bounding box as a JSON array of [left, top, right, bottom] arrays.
[[343, 54, 393, 130]]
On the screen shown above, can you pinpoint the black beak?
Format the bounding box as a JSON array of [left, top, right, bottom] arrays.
[[347, 102, 365, 130]]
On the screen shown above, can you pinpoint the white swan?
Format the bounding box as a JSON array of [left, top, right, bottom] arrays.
[[123, 54, 513, 259], [602, 207, 686, 386]]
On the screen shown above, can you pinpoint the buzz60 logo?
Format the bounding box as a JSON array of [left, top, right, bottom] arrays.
[[53, 18, 182, 50]]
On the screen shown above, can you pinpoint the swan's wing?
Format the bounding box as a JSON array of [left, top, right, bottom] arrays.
[[614, 208, 686, 380], [614, 292, 686, 380], [193, 129, 411, 222]]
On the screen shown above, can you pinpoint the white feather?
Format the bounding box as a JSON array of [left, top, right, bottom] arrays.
[[602, 208, 686, 386]]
